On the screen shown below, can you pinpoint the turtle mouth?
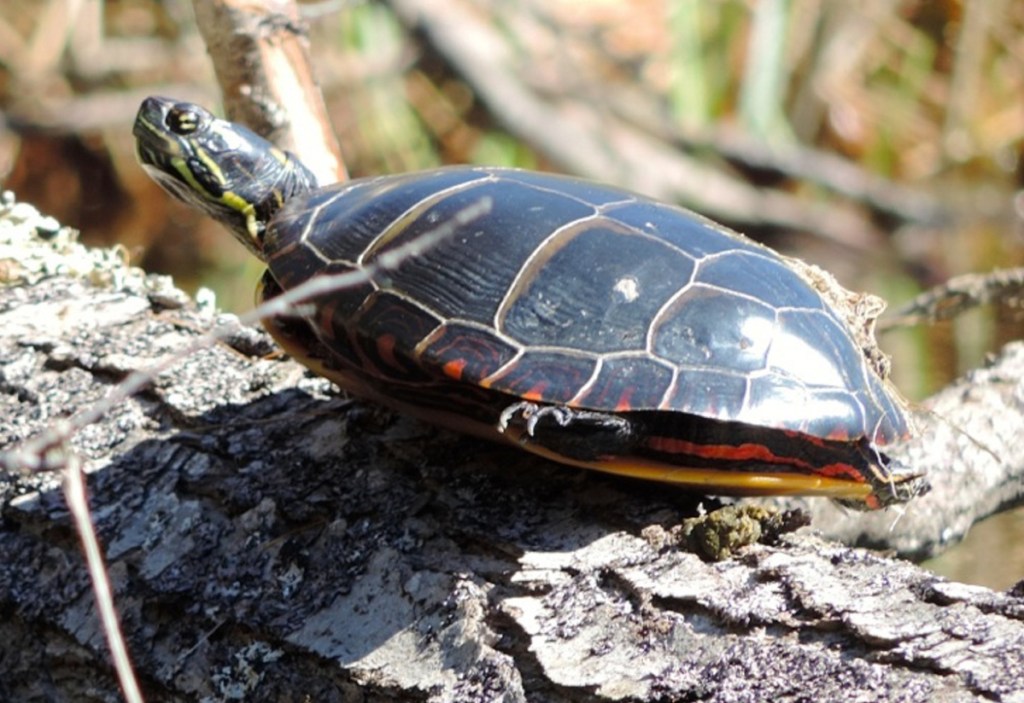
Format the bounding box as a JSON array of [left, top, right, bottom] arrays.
[[141, 164, 200, 207], [133, 96, 186, 169]]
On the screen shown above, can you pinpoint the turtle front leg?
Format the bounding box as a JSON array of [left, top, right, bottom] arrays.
[[498, 401, 641, 462]]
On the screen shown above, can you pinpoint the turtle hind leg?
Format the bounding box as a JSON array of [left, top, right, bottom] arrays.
[[498, 401, 640, 462]]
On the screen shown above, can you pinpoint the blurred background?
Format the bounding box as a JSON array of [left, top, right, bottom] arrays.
[[1, 0, 1022, 587]]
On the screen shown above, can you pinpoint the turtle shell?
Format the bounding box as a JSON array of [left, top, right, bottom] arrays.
[[262, 166, 910, 450], [132, 96, 924, 508]]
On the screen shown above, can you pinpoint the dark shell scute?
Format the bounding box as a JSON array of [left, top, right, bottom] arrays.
[[651, 285, 775, 372], [696, 251, 826, 311], [606, 201, 751, 258], [287, 169, 492, 264], [862, 377, 911, 444], [419, 322, 519, 381], [666, 367, 749, 420], [500, 222, 697, 353], [574, 356, 675, 409], [766, 311, 859, 390], [353, 291, 443, 381], [485, 350, 598, 404], [372, 178, 595, 326], [495, 169, 641, 206]]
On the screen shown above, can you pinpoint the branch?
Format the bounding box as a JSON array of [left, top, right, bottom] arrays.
[[1, 197, 1022, 700], [192, 0, 345, 183]]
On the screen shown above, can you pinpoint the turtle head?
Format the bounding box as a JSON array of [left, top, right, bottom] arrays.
[[133, 96, 318, 260]]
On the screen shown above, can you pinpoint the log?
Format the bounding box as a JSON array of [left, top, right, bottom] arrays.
[[2, 196, 1023, 702]]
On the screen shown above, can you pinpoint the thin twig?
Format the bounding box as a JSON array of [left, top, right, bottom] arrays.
[[881, 267, 1024, 330], [64, 452, 145, 703]]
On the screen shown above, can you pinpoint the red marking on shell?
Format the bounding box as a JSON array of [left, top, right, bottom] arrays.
[[522, 385, 547, 402], [826, 428, 852, 442], [861, 495, 883, 510], [812, 462, 867, 483], [646, 436, 787, 465], [647, 436, 869, 484], [615, 389, 634, 412], [377, 333, 399, 370], [317, 301, 339, 342], [443, 359, 466, 381]]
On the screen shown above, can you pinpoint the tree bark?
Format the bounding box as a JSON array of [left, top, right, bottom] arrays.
[[2, 198, 1023, 702], [193, 0, 345, 184]]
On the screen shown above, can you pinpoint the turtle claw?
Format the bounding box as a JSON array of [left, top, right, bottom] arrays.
[[498, 402, 639, 462], [499, 402, 574, 436]]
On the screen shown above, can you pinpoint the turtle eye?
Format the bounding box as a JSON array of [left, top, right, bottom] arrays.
[[166, 106, 202, 135]]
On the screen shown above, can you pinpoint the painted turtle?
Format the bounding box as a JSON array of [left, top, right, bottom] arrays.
[[133, 96, 926, 510]]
